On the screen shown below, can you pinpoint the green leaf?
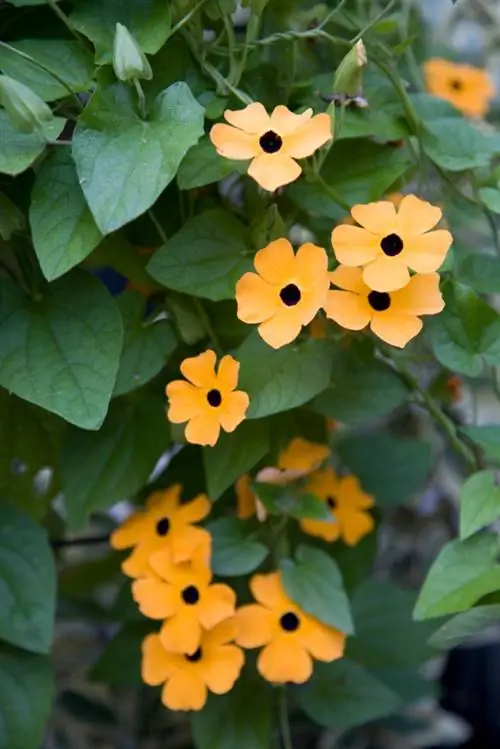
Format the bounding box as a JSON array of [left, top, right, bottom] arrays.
[[313, 362, 408, 425], [255, 484, 333, 521], [90, 622, 154, 685], [62, 395, 169, 530], [113, 291, 176, 396], [428, 604, 500, 650], [72, 81, 204, 234], [203, 419, 270, 501], [0, 40, 94, 101], [147, 210, 251, 301], [337, 108, 406, 142], [281, 545, 354, 634], [0, 111, 65, 175], [0, 271, 122, 429], [237, 335, 335, 419], [30, 149, 103, 280], [0, 193, 24, 239], [414, 533, 500, 620], [0, 644, 53, 749], [461, 425, 500, 465], [409, 93, 462, 120], [298, 659, 400, 730], [479, 187, 500, 214], [460, 471, 500, 540], [191, 670, 273, 749], [456, 253, 500, 294], [428, 286, 500, 377], [177, 136, 247, 190], [0, 505, 56, 653], [337, 433, 432, 506], [70, 0, 171, 63], [207, 518, 268, 577], [422, 117, 500, 171]]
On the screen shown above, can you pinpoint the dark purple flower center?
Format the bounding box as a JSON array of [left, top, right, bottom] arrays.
[[259, 130, 283, 154], [207, 389, 222, 407], [279, 283, 301, 306], [182, 585, 200, 605], [380, 233, 404, 257], [156, 517, 170, 536], [185, 647, 202, 662], [280, 611, 300, 632], [368, 291, 391, 312]]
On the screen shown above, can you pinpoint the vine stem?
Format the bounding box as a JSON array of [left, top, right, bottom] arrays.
[[279, 687, 293, 749], [51, 534, 110, 549], [168, 0, 210, 39], [46, 0, 83, 44]]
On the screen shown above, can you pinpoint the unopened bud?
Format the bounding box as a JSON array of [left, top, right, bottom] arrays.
[[0, 75, 53, 133], [333, 40, 367, 97], [113, 23, 152, 83]]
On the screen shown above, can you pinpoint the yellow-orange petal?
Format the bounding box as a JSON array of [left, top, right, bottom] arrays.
[[218, 390, 249, 432], [278, 438, 330, 472], [397, 195, 442, 236], [203, 618, 238, 648], [350, 201, 397, 234], [258, 638, 312, 684], [270, 105, 312, 135], [203, 645, 245, 694], [370, 311, 422, 348], [184, 412, 221, 447], [132, 578, 179, 619], [110, 513, 144, 549], [341, 509, 375, 546], [162, 670, 207, 711], [362, 255, 410, 293], [198, 584, 236, 630], [323, 290, 371, 331], [141, 634, 182, 685], [166, 380, 206, 423], [247, 152, 301, 192], [224, 102, 271, 134], [284, 114, 332, 159], [250, 571, 290, 611], [235, 272, 280, 324], [180, 350, 217, 388], [216, 354, 239, 393], [177, 494, 211, 524], [331, 224, 380, 266], [258, 306, 304, 348], [300, 516, 340, 543], [254, 238, 295, 284], [300, 618, 346, 662], [160, 610, 201, 654], [236, 475, 256, 519], [209, 123, 260, 159], [391, 272, 444, 316], [403, 230, 453, 273], [234, 604, 276, 647], [294, 242, 329, 288], [329, 265, 367, 294]]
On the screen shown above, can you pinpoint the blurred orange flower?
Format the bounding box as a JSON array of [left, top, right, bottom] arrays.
[[424, 58, 495, 118], [256, 437, 330, 485]]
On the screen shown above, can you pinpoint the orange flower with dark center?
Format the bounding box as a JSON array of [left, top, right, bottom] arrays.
[[236, 239, 330, 349], [110, 485, 211, 577], [256, 437, 330, 485], [166, 350, 249, 447], [235, 571, 345, 684], [324, 266, 444, 348], [300, 467, 374, 545], [424, 58, 495, 118], [209, 102, 332, 191], [331, 195, 452, 292], [132, 545, 236, 654], [142, 620, 244, 711]]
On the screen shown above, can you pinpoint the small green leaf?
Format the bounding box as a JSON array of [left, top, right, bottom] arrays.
[[90, 622, 154, 685], [72, 81, 204, 234], [0, 505, 56, 653], [281, 544, 354, 634], [177, 136, 247, 190], [0, 111, 65, 175], [422, 117, 500, 171], [0, 644, 53, 749], [208, 518, 268, 577], [255, 484, 333, 521], [30, 149, 102, 280], [147, 210, 251, 301], [461, 425, 500, 465], [298, 659, 400, 730], [456, 254, 500, 294], [460, 471, 500, 540], [428, 604, 500, 650], [414, 533, 500, 620], [0, 271, 123, 429], [203, 419, 270, 501], [237, 334, 335, 419], [62, 395, 169, 530], [480, 187, 500, 214], [113, 291, 176, 396]]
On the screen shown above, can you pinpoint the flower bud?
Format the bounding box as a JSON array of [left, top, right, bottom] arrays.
[[0, 75, 53, 133], [113, 23, 152, 83], [333, 40, 367, 97]]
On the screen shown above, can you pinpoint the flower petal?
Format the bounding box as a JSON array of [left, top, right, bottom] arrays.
[[160, 610, 201, 654], [162, 670, 207, 711], [177, 494, 211, 525], [235, 272, 281, 324], [362, 255, 410, 293], [254, 238, 295, 284], [403, 230, 453, 273], [258, 307, 303, 348], [234, 604, 276, 647], [224, 102, 271, 133], [390, 272, 444, 316], [278, 438, 330, 472], [184, 412, 221, 447], [203, 645, 245, 694], [283, 113, 332, 158], [250, 571, 290, 611], [216, 354, 239, 392], [300, 515, 340, 542], [142, 634, 183, 685], [270, 105, 312, 135], [350, 201, 397, 234], [110, 512, 144, 550], [209, 123, 260, 159], [370, 311, 422, 348], [236, 474, 257, 519], [323, 290, 371, 331], [204, 618, 238, 648], [299, 618, 346, 662], [331, 225, 380, 266], [338, 475, 374, 510], [294, 242, 329, 288], [170, 526, 212, 565], [180, 349, 217, 388], [258, 637, 313, 684], [338, 508, 375, 546], [218, 390, 249, 433], [132, 578, 179, 619], [397, 195, 443, 236], [166, 380, 206, 423], [198, 584, 236, 630], [329, 265, 367, 294], [248, 153, 301, 191]]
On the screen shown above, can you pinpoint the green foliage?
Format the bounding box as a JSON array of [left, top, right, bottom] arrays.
[[459, 471, 500, 540], [0, 111, 64, 175], [208, 518, 268, 576], [428, 604, 500, 649]]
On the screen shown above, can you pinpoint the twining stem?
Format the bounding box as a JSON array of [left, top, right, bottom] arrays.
[[304, 167, 351, 212], [168, 0, 210, 40], [193, 298, 223, 354], [46, 0, 83, 44], [279, 687, 293, 749], [134, 78, 147, 120], [148, 209, 168, 244]]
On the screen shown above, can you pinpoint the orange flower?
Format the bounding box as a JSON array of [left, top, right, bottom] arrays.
[[110, 485, 211, 577], [424, 58, 495, 118], [132, 545, 236, 654], [324, 266, 444, 348], [300, 467, 374, 545], [256, 437, 330, 485], [209, 102, 331, 192], [142, 620, 244, 711], [235, 474, 257, 519], [235, 572, 345, 684], [166, 350, 249, 447], [331, 195, 452, 292], [236, 239, 330, 349]]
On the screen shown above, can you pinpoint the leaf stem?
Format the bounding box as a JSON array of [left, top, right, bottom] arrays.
[[168, 0, 210, 39], [134, 78, 147, 119], [46, 0, 83, 44], [148, 209, 168, 244], [193, 297, 222, 353], [305, 167, 351, 212], [279, 687, 293, 749]]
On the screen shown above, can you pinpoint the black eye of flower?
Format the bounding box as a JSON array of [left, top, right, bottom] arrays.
[[185, 647, 202, 662], [326, 496, 336, 509], [450, 78, 463, 91], [181, 585, 200, 605], [207, 389, 222, 407], [280, 611, 300, 632], [156, 517, 170, 536], [380, 233, 404, 257], [259, 130, 283, 154], [279, 284, 301, 306], [368, 291, 391, 312]]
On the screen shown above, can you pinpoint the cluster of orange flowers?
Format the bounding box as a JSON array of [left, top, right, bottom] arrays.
[[110, 438, 373, 709]]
